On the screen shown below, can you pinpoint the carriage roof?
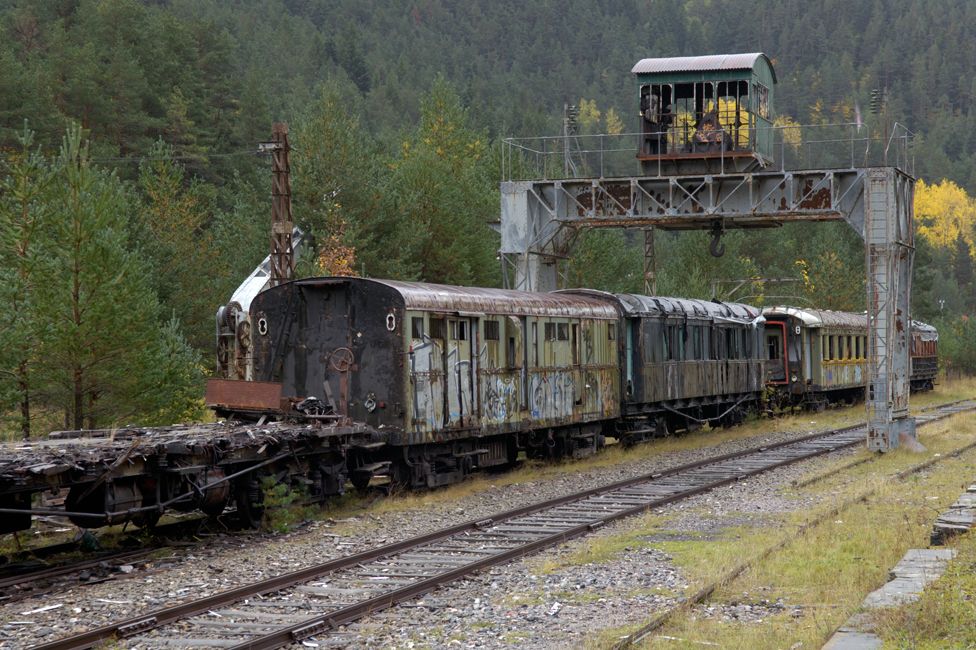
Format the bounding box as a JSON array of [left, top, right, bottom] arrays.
[[293, 278, 619, 319], [762, 306, 866, 328], [562, 289, 761, 323]]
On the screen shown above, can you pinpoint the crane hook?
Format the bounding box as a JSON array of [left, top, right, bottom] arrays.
[[709, 221, 726, 258]]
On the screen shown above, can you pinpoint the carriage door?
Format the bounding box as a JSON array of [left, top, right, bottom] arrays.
[[766, 321, 788, 384], [446, 318, 474, 427]]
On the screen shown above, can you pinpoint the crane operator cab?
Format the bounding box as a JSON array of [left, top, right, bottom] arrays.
[[633, 53, 776, 175]]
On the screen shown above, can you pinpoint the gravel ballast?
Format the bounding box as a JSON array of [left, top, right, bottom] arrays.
[[0, 421, 856, 648]]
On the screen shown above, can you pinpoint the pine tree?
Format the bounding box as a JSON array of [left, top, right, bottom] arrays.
[[34, 126, 202, 430], [365, 79, 500, 286], [135, 141, 219, 352], [0, 127, 55, 438]]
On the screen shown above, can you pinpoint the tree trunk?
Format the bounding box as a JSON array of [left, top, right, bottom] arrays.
[[73, 364, 83, 430], [17, 360, 30, 440]]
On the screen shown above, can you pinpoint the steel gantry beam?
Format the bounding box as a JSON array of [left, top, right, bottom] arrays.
[[499, 167, 916, 451]]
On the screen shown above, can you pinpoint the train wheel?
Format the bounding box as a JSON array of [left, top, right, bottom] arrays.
[[132, 509, 161, 530], [234, 477, 266, 528], [387, 460, 411, 493], [350, 471, 372, 493]]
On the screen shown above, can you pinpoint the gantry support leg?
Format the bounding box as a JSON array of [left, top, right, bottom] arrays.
[[864, 168, 917, 451]]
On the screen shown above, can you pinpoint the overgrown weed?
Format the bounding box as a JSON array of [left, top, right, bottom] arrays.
[[597, 412, 976, 649]]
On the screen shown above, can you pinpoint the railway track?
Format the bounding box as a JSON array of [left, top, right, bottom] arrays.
[[0, 548, 162, 605], [0, 517, 222, 605], [34, 400, 976, 650]]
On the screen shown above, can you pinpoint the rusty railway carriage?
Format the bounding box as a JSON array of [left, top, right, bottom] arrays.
[[0, 280, 940, 535], [910, 320, 938, 391], [564, 292, 766, 442], [763, 307, 938, 409], [248, 278, 622, 489]]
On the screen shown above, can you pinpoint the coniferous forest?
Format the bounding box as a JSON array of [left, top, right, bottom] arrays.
[[1, 0, 975, 436]]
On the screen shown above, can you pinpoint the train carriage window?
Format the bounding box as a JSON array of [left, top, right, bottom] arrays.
[[571, 324, 579, 365], [507, 336, 516, 368], [608, 323, 616, 341], [557, 323, 569, 341], [768, 335, 780, 360], [668, 325, 683, 361], [430, 317, 446, 340], [450, 320, 468, 341], [846, 336, 853, 360], [531, 322, 538, 366], [411, 317, 424, 339], [855, 336, 861, 359], [544, 322, 556, 341], [485, 320, 499, 341], [827, 335, 834, 361]]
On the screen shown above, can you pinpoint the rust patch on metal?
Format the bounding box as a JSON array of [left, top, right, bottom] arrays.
[[779, 197, 788, 210], [575, 185, 632, 217], [205, 378, 283, 413], [798, 179, 832, 209]]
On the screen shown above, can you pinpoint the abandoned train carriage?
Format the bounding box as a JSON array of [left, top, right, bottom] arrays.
[[910, 320, 938, 391], [763, 307, 870, 408], [577, 293, 766, 441], [763, 307, 938, 409], [249, 278, 621, 489]]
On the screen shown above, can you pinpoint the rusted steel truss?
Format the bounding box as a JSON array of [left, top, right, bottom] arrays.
[[500, 167, 916, 451]]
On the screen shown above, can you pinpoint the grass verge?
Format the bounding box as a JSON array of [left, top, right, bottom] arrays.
[[870, 519, 976, 647], [581, 410, 976, 649]]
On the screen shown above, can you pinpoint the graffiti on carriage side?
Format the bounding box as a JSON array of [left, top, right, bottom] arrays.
[[408, 338, 444, 432], [482, 375, 519, 423], [824, 362, 865, 387], [583, 325, 594, 362], [582, 369, 618, 416], [528, 371, 575, 421], [445, 345, 473, 425]]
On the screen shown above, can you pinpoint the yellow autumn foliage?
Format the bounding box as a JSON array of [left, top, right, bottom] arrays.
[[605, 107, 624, 135], [774, 115, 803, 151], [578, 98, 601, 131], [915, 179, 976, 251]]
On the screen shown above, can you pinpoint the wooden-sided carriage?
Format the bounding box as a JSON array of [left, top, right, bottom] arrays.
[[633, 52, 777, 175], [248, 278, 622, 489], [563, 291, 766, 442], [910, 320, 938, 391], [763, 307, 938, 410]]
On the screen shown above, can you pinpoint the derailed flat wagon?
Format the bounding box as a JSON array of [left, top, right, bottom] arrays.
[[0, 419, 372, 533]]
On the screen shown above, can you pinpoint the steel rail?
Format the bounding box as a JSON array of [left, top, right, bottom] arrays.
[[0, 549, 153, 595], [613, 426, 976, 649], [33, 400, 975, 650]]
